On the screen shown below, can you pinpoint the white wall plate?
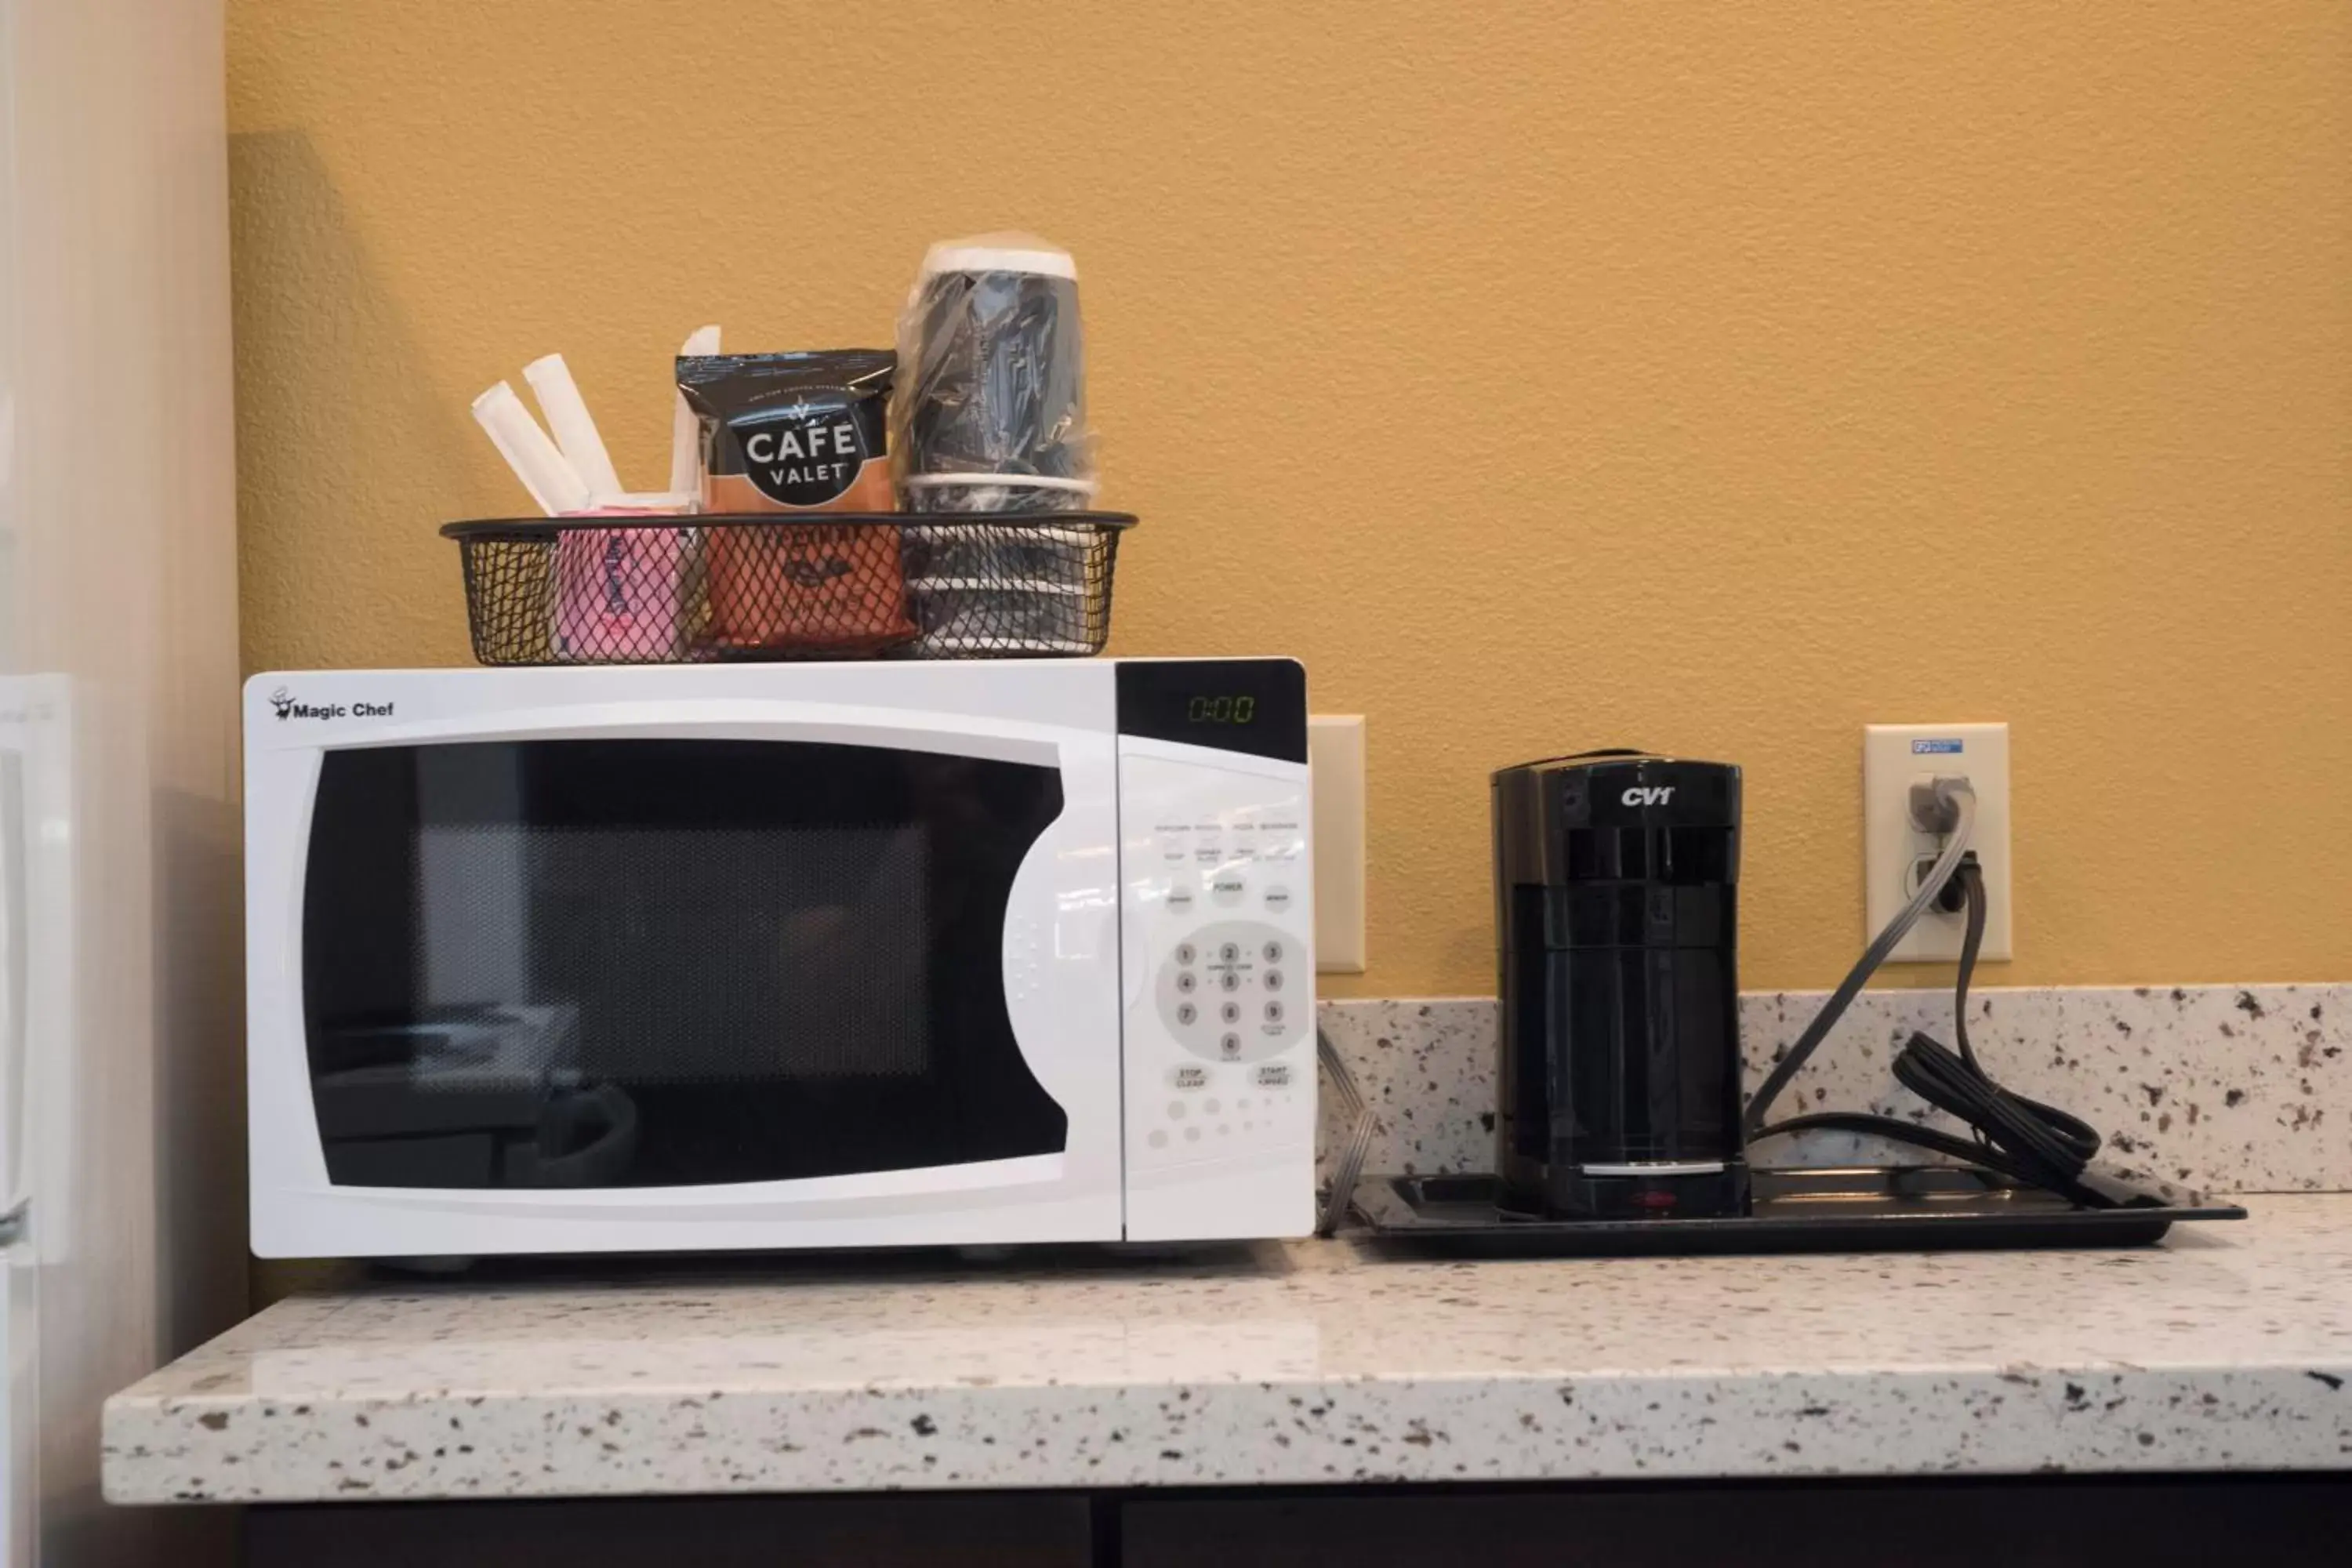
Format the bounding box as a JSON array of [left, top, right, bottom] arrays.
[[1863, 723, 2013, 964], [1308, 715, 1365, 973]]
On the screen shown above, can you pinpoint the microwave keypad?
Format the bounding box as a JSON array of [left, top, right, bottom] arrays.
[[1127, 760, 1312, 1183], [1156, 919, 1300, 1064]]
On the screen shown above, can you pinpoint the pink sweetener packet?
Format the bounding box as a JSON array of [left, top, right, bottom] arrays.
[[550, 504, 690, 662]]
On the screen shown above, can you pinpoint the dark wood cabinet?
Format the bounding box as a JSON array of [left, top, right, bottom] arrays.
[[241, 1476, 2352, 1568], [1123, 1478, 2352, 1568], [244, 1494, 1095, 1568]]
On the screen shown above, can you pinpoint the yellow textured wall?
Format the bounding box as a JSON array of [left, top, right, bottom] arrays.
[[228, 1, 2352, 996]]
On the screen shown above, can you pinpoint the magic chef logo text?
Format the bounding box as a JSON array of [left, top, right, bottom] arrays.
[[270, 687, 393, 722], [737, 397, 870, 508]]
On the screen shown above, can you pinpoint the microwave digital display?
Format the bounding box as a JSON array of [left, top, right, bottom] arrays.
[[1120, 660, 1305, 762], [1186, 695, 1257, 724]]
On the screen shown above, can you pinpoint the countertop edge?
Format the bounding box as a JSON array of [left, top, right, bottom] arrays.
[[102, 1358, 2352, 1504]]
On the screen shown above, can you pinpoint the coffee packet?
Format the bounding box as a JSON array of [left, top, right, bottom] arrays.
[[676, 350, 913, 652], [680, 350, 897, 513]]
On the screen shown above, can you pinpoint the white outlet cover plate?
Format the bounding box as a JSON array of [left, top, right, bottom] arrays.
[[1863, 722, 2012, 963], [1308, 714, 1366, 973]]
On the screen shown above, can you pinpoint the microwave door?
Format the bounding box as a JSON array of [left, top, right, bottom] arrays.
[[294, 735, 1083, 1202]]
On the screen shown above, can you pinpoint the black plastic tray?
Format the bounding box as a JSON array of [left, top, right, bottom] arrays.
[[1348, 1167, 2245, 1256]]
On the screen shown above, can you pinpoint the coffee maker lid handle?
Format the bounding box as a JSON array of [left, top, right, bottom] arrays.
[[1505, 747, 1656, 772]]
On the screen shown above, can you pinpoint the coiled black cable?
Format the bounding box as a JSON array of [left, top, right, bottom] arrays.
[[1749, 862, 2109, 1206]]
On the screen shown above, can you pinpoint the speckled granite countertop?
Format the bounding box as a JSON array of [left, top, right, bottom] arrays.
[[105, 1196, 2352, 1504]]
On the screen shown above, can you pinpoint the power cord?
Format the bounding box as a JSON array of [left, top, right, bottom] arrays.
[[1744, 779, 2109, 1206], [1316, 1025, 1375, 1236], [1740, 778, 1980, 1132]]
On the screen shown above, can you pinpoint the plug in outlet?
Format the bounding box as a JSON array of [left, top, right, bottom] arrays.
[[1863, 723, 2012, 962]]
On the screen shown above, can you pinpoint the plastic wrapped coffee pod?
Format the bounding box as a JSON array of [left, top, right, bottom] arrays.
[[898, 521, 1102, 586], [905, 474, 1098, 514], [906, 577, 1084, 596], [909, 582, 1102, 655]]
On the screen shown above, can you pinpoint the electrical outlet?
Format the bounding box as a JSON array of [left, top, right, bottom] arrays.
[[1309, 714, 1366, 973], [1863, 723, 2012, 963]]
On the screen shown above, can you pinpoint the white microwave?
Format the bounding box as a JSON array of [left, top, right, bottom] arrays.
[[244, 657, 1315, 1258]]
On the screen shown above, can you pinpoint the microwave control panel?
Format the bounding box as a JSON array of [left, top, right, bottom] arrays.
[[1119, 739, 1315, 1240]]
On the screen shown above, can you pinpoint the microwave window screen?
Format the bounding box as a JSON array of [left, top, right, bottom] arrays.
[[411, 822, 930, 1082], [300, 738, 1069, 1190]]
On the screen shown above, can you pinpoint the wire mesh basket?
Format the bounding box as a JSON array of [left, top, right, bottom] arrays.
[[440, 511, 1135, 665]]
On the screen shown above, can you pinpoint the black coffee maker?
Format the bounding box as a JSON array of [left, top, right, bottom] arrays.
[[1491, 751, 1748, 1219]]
